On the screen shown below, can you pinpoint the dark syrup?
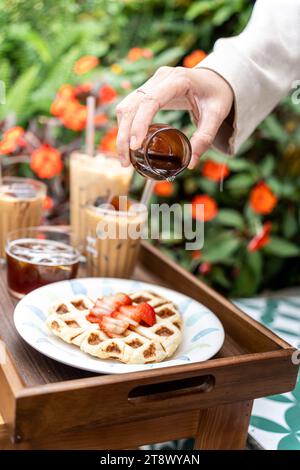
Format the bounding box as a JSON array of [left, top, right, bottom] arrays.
[[131, 149, 183, 180]]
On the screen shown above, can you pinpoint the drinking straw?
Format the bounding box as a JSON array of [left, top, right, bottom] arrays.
[[85, 96, 96, 157], [140, 179, 155, 206]]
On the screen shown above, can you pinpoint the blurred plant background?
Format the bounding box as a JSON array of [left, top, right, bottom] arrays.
[[1, 0, 300, 297]]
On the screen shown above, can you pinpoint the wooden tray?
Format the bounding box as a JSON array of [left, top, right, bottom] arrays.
[[0, 242, 298, 450]]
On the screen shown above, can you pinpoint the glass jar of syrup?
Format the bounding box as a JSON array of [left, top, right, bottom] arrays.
[[130, 124, 191, 180]]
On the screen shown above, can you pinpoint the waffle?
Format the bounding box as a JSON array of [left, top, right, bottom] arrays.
[[46, 290, 182, 364]]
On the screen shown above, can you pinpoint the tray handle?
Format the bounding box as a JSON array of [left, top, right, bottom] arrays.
[[128, 374, 215, 404]]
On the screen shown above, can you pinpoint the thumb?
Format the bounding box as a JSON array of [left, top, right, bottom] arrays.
[[188, 107, 222, 169]]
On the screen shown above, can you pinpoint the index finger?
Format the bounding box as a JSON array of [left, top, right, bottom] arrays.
[[130, 72, 190, 150]]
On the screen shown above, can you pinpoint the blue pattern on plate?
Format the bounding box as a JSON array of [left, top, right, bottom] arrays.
[[176, 355, 191, 362], [70, 280, 87, 295], [25, 304, 46, 321], [178, 299, 192, 315], [186, 310, 209, 327], [21, 320, 45, 335], [191, 327, 219, 342]]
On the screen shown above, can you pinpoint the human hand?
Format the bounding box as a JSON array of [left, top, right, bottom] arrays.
[[116, 67, 233, 168]]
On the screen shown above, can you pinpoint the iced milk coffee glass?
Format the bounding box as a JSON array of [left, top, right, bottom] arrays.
[[0, 177, 46, 260], [85, 198, 148, 278], [70, 152, 133, 246]]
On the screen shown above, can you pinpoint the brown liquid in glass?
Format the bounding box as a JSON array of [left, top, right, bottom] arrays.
[[132, 149, 183, 180], [6, 239, 79, 297], [130, 124, 191, 181]]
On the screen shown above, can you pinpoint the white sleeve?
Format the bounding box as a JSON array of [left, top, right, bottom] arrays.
[[196, 0, 300, 155]]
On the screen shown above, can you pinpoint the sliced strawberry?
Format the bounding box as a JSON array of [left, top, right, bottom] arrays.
[[111, 311, 138, 327], [118, 305, 142, 324], [112, 293, 132, 305], [100, 316, 129, 338], [96, 293, 132, 312], [136, 303, 156, 326], [94, 299, 113, 314], [89, 305, 111, 317], [86, 313, 102, 325]]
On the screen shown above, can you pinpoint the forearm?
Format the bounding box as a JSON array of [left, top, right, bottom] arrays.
[[196, 0, 300, 155]]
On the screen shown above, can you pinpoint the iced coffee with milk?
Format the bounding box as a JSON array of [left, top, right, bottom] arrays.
[[85, 196, 147, 278], [70, 152, 133, 246], [0, 177, 46, 259]]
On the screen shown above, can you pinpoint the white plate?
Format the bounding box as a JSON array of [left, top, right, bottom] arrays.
[[14, 278, 225, 374]]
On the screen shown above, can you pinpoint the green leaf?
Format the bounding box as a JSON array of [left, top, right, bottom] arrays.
[[266, 394, 294, 404], [153, 47, 183, 67], [231, 261, 257, 297], [201, 238, 241, 263], [0, 65, 39, 120], [248, 250, 263, 284], [291, 383, 300, 403], [264, 237, 300, 257], [285, 406, 300, 432], [278, 435, 300, 451], [265, 177, 282, 196], [198, 178, 217, 195], [212, 4, 237, 26], [215, 209, 245, 229], [283, 210, 298, 238], [250, 416, 289, 434], [226, 173, 256, 190], [260, 115, 289, 144], [260, 154, 275, 178], [211, 266, 231, 288], [227, 158, 255, 172], [185, 1, 220, 20]]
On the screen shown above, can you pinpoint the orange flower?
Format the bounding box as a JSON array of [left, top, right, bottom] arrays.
[[99, 127, 118, 153], [0, 126, 26, 154], [61, 101, 87, 131], [94, 113, 108, 126], [250, 182, 277, 215], [3, 126, 25, 142], [191, 195, 218, 222], [142, 48, 153, 59], [30, 144, 63, 179], [202, 160, 230, 182], [74, 55, 99, 75], [121, 80, 132, 90], [43, 196, 54, 211], [51, 84, 77, 118], [75, 82, 93, 95], [99, 84, 117, 104], [191, 250, 202, 260], [199, 262, 212, 275], [154, 181, 174, 197], [57, 84, 76, 99], [0, 140, 16, 154], [183, 50, 207, 68], [50, 96, 69, 117], [127, 47, 153, 61], [248, 222, 272, 252]]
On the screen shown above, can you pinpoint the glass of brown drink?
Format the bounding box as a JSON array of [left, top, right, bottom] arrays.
[[0, 177, 46, 260], [85, 196, 148, 278], [70, 152, 133, 247], [130, 124, 191, 180], [6, 227, 81, 298]]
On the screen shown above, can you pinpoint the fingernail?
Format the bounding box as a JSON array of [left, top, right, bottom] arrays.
[[130, 136, 138, 149]]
